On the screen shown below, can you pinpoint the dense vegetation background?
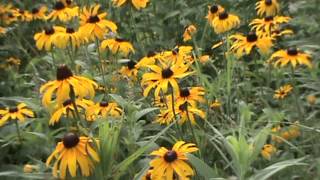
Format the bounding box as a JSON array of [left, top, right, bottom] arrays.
[[0, 0, 320, 179]]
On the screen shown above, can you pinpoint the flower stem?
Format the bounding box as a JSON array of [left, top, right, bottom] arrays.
[[95, 39, 108, 97], [290, 67, 303, 119], [15, 120, 22, 144]]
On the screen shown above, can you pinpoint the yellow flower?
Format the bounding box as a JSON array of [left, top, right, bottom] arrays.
[[49, 98, 92, 125], [46, 132, 100, 179], [271, 29, 293, 38], [34, 26, 64, 51], [79, 4, 117, 40], [176, 87, 205, 106], [230, 32, 274, 58], [54, 26, 85, 49], [160, 46, 193, 65], [31, 6, 48, 20], [250, 16, 291, 37], [23, 164, 39, 173], [307, 95, 316, 105], [210, 99, 221, 110], [261, 144, 276, 160], [256, 0, 280, 17], [150, 141, 198, 179], [211, 11, 240, 34], [40, 65, 97, 107], [268, 47, 312, 68], [199, 55, 210, 64], [3, 11, 19, 25], [100, 38, 134, 56], [119, 60, 139, 78], [113, 0, 149, 10], [0, 26, 6, 35], [86, 101, 122, 121], [183, 25, 197, 42], [0, 103, 34, 127], [12, 8, 32, 22], [272, 122, 301, 143], [205, 4, 224, 25], [6, 57, 21, 66], [47, 1, 78, 22], [273, 84, 293, 100], [141, 60, 192, 97], [156, 102, 205, 125], [137, 51, 158, 68]]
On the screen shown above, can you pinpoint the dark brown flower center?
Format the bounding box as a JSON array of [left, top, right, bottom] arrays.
[[66, 0, 72, 5], [219, 11, 229, 20], [172, 47, 179, 55], [62, 99, 73, 107], [19, 9, 25, 14], [265, 0, 273, 6], [210, 5, 219, 14], [63, 132, 80, 148], [8, 13, 14, 18], [145, 173, 152, 180], [164, 150, 178, 162], [180, 88, 190, 97], [147, 51, 156, 57], [100, 101, 109, 107], [9, 107, 18, 113], [56, 65, 73, 80], [246, 32, 258, 42], [127, 60, 137, 70], [179, 103, 188, 111], [161, 68, 174, 79], [287, 47, 298, 56], [264, 16, 274, 21], [115, 38, 126, 42], [66, 27, 75, 34], [32, 8, 39, 14], [45, 27, 55, 35], [54, 1, 66, 10], [88, 15, 100, 23]]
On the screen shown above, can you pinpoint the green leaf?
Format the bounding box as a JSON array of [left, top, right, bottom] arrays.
[[187, 154, 218, 178], [134, 107, 159, 121], [249, 157, 307, 180]]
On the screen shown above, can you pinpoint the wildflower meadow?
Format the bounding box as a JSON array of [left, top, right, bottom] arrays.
[[0, 0, 320, 179]]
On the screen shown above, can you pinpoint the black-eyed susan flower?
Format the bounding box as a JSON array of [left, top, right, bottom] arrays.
[[250, 16, 291, 37], [62, 0, 74, 7], [141, 60, 193, 97], [273, 84, 293, 100], [261, 144, 276, 160], [176, 87, 205, 106], [150, 141, 198, 179], [137, 51, 158, 68], [256, 0, 280, 17], [86, 101, 122, 121], [31, 6, 47, 20], [79, 4, 117, 40], [47, 1, 78, 22], [211, 11, 240, 34], [100, 38, 134, 57], [210, 99, 221, 110], [156, 102, 205, 125], [54, 26, 84, 49], [160, 46, 193, 65], [40, 65, 97, 107], [307, 95, 316, 105], [0, 103, 34, 127], [268, 47, 312, 68], [206, 4, 224, 26], [46, 132, 99, 179], [183, 24, 197, 42], [230, 31, 274, 58], [3, 12, 18, 25], [0, 27, 6, 35], [34, 26, 64, 51], [113, 0, 149, 10], [119, 60, 139, 78], [12, 8, 32, 22], [49, 98, 93, 125], [272, 121, 301, 143]]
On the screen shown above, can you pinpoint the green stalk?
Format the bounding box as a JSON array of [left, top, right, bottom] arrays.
[[15, 120, 22, 144], [95, 39, 108, 97], [290, 66, 303, 119]]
